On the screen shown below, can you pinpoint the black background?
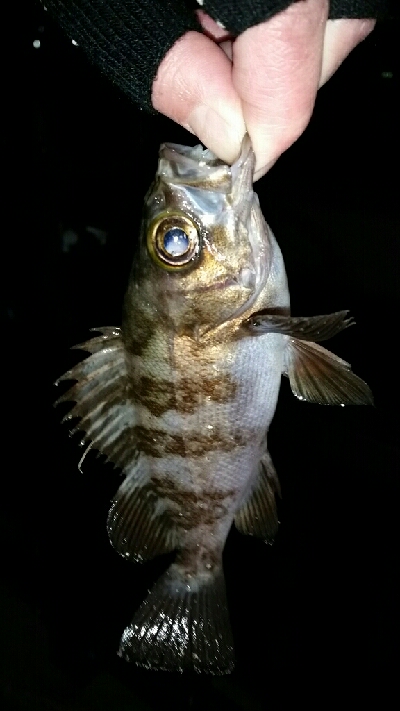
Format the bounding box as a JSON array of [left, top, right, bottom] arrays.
[[1, 3, 399, 708]]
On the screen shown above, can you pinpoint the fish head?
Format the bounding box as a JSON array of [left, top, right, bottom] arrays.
[[133, 135, 271, 338]]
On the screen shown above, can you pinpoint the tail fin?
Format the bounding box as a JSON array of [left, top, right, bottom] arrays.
[[118, 563, 234, 675]]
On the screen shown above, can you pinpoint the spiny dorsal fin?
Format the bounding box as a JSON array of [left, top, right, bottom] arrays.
[[55, 328, 178, 562], [55, 328, 138, 468]]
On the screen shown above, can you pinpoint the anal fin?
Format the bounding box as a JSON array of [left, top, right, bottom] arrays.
[[235, 451, 280, 543]]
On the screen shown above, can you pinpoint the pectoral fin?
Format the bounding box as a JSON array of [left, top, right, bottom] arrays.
[[245, 310, 373, 405], [245, 310, 354, 341], [284, 339, 373, 405]]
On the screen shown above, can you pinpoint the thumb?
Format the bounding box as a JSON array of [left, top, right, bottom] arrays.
[[151, 31, 246, 164]]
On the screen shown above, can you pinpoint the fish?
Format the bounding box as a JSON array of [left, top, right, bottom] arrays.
[[56, 135, 373, 675]]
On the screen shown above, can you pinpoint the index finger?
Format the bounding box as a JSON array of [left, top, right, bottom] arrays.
[[232, 0, 329, 179]]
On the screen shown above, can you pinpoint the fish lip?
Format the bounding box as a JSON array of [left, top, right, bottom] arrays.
[[165, 277, 241, 296], [191, 277, 236, 294]]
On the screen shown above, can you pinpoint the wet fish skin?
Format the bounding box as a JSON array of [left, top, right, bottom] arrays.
[[56, 136, 372, 674]]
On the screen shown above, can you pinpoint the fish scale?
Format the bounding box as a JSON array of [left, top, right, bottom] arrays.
[[57, 135, 372, 674]]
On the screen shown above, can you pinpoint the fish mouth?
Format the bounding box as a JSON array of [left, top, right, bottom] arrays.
[[158, 143, 230, 187]]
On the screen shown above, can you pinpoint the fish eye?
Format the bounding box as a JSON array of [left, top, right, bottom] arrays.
[[147, 211, 200, 269]]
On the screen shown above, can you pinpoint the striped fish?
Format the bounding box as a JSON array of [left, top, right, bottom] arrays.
[[56, 136, 372, 674]]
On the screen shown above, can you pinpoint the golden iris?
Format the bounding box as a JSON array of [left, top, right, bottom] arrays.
[[147, 211, 201, 269]]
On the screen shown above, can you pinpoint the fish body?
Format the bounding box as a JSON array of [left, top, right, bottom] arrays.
[[57, 136, 372, 674]]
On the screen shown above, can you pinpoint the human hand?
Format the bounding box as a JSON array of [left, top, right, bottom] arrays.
[[152, 0, 375, 180]]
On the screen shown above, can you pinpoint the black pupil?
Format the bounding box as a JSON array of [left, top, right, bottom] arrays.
[[163, 227, 190, 257]]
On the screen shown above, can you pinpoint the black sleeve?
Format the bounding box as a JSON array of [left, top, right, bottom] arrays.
[[44, 0, 202, 109], [44, 0, 395, 111], [203, 1, 396, 34]]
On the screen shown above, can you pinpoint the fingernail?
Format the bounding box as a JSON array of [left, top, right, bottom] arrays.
[[187, 104, 243, 164], [254, 159, 277, 181]]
